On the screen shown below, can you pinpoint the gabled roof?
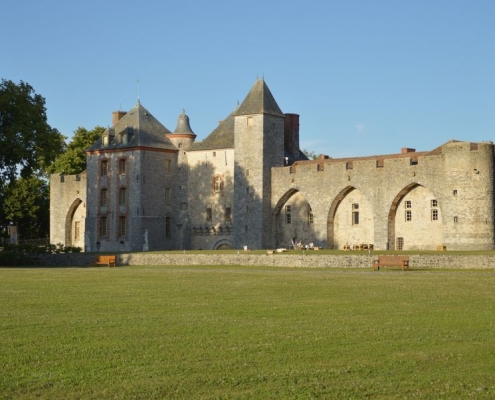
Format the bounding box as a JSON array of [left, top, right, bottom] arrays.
[[87, 103, 176, 152], [233, 79, 285, 117]]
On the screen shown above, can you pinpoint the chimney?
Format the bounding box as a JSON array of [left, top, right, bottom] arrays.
[[112, 111, 127, 127], [401, 147, 416, 154], [284, 113, 300, 159]]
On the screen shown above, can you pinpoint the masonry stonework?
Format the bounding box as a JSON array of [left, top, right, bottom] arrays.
[[50, 79, 495, 251]]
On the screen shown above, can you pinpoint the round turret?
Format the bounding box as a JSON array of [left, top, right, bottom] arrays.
[[166, 109, 197, 151]]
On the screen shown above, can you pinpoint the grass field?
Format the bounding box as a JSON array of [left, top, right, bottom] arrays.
[[1, 265, 495, 399]]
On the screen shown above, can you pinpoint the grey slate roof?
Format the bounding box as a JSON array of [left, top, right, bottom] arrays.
[[191, 112, 235, 151], [172, 110, 196, 136], [191, 79, 284, 151], [233, 78, 285, 117], [87, 103, 176, 152]]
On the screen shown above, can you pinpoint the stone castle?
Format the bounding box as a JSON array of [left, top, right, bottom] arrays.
[[50, 79, 495, 252]]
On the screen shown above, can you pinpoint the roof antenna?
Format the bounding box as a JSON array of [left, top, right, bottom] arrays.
[[137, 79, 140, 103]]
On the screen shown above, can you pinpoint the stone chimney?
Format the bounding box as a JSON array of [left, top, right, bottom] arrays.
[[112, 111, 127, 127], [401, 148, 416, 154], [284, 113, 300, 159]]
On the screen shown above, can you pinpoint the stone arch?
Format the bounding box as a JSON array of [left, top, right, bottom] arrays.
[[388, 183, 443, 250], [273, 189, 316, 248], [65, 198, 83, 247], [328, 186, 374, 250], [326, 186, 355, 249], [213, 238, 232, 250]]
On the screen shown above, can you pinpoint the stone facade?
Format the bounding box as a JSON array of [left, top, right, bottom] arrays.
[[50, 79, 495, 251]]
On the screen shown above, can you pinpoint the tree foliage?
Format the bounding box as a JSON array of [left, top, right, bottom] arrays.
[[3, 176, 49, 239], [0, 79, 65, 181], [47, 126, 104, 175], [301, 149, 321, 160]]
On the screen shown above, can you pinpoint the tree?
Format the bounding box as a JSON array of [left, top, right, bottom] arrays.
[[3, 176, 49, 239], [0, 79, 65, 181], [301, 149, 321, 160], [47, 126, 105, 175]]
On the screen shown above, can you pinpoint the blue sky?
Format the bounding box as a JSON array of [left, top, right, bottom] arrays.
[[3, 0, 495, 157]]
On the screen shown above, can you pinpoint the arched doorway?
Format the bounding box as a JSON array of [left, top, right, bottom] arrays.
[[65, 198, 84, 248]]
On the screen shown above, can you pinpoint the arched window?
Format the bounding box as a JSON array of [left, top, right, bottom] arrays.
[[213, 175, 225, 194]]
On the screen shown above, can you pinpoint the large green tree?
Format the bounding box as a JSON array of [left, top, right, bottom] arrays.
[[0, 79, 65, 240], [3, 176, 49, 239], [47, 126, 105, 175], [0, 79, 65, 181]]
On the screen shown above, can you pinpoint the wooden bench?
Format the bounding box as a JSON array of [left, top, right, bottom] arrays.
[[94, 255, 116, 267], [372, 255, 409, 272]]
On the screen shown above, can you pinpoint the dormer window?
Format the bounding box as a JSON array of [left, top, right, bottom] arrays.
[[102, 135, 109, 146]]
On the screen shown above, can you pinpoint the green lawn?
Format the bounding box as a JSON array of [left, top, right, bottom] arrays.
[[1, 266, 495, 399]]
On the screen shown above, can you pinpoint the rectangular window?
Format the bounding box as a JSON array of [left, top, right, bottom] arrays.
[[165, 159, 171, 173], [119, 159, 126, 175], [100, 216, 108, 237], [431, 199, 438, 208], [119, 188, 127, 205], [225, 207, 232, 222], [454, 216, 458, 224], [285, 205, 292, 213], [206, 207, 212, 221], [74, 221, 80, 240], [396, 237, 404, 251], [405, 210, 412, 221], [308, 212, 314, 224], [165, 188, 170, 204], [453, 190, 458, 196], [119, 216, 126, 236], [101, 160, 108, 176], [165, 217, 171, 238], [286, 213, 292, 224], [405, 201, 412, 209], [213, 151, 216, 157], [100, 189, 108, 206], [352, 203, 359, 210], [431, 209, 438, 221], [352, 211, 359, 225]]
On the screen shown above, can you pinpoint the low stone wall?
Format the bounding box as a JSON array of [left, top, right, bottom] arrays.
[[32, 252, 495, 269]]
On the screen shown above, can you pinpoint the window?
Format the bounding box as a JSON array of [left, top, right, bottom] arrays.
[[352, 203, 359, 210], [74, 221, 80, 240], [225, 207, 232, 222], [285, 204, 292, 224], [103, 135, 109, 146], [101, 160, 108, 176], [431, 199, 438, 208], [100, 216, 108, 237], [405, 201, 411, 209], [247, 117, 253, 127], [119, 159, 126, 175], [454, 216, 458, 224], [165, 159, 171, 173], [206, 207, 212, 221], [308, 206, 314, 224], [178, 143, 183, 149], [431, 209, 438, 221], [101, 189, 108, 206], [453, 190, 458, 196], [119, 188, 127, 205], [245, 187, 250, 195], [60, 175, 65, 182], [405, 210, 412, 221], [119, 216, 126, 236], [165, 217, 170, 238], [352, 211, 359, 225], [396, 237, 404, 251], [213, 151, 216, 157], [165, 188, 170, 204], [213, 176, 224, 193]]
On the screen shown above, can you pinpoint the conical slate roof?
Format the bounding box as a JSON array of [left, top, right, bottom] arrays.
[[172, 110, 196, 136], [233, 78, 284, 117], [87, 103, 176, 152], [192, 79, 284, 151]]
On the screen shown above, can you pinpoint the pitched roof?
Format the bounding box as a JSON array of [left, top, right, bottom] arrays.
[[233, 79, 285, 117], [87, 103, 176, 152], [191, 112, 235, 151]]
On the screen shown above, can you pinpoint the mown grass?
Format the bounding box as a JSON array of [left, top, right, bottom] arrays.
[[1, 266, 495, 399]]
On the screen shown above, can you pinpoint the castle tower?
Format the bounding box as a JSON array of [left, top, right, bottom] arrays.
[[232, 79, 286, 249]]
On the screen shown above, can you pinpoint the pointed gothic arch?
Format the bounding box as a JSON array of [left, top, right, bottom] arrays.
[[65, 198, 83, 247]]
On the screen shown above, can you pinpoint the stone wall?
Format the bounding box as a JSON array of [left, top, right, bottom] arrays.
[[34, 252, 495, 270]]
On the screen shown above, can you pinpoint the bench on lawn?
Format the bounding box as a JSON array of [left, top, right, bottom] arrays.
[[94, 255, 116, 267], [372, 255, 409, 272]]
